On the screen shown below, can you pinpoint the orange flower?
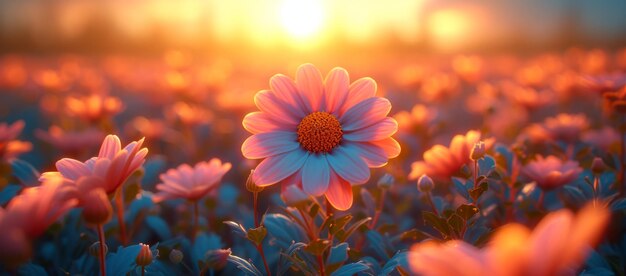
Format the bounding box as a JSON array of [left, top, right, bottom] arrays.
[[394, 104, 437, 134], [153, 159, 231, 202], [409, 130, 494, 181], [409, 203, 609, 276], [65, 94, 124, 123], [0, 120, 32, 161], [522, 155, 582, 190]]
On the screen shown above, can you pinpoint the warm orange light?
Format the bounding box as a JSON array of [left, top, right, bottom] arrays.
[[280, 0, 324, 41], [428, 9, 475, 51]]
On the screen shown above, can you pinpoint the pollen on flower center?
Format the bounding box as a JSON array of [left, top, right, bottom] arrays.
[[297, 112, 343, 153]]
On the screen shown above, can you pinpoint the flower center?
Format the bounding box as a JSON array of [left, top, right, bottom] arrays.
[[297, 112, 343, 153]]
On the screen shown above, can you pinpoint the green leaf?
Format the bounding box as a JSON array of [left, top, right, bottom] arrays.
[[447, 214, 465, 238], [329, 215, 353, 235], [305, 239, 330, 256], [456, 204, 479, 221], [422, 211, 452, 239], [397, 229, 430, 242], [469, 181, 488, 202], [337, 217, 371, 243], [247, 226, 267, 246]]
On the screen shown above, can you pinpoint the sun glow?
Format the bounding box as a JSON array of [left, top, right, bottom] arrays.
[[280, 0, 324, 40]]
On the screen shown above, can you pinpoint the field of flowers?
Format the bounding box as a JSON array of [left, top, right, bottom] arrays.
[[0, 48, 626, 275]]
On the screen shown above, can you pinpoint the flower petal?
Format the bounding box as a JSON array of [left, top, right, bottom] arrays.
[[350, 142, 388, 168], [327, 146, 370, 184], [324, 67, 350, 115], [253, 149, 310, 186], [339, 77, 377, 116], [301, 154, 330, 196], [325, 170, 353, 211], [242, 112, 291, 134], [56, 158, 90, 181], [343, 117, 398, 142], [370, 138, 401, 159], [270, 74, 311, 115], [341, 97, 391, 131], [98, 135, 121, 159], [254, 90, 300, 126], [242, 132, 299, 159], [296, 63, 324, 111]]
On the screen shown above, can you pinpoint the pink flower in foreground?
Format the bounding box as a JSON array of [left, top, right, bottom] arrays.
[[409, 203, 609, 276], [522, 155, 582, 190], [0, 176, 77, 238], [409, 130, 494, 181], [154, 159, 231, 202], [47, 135, 148, 194], [241, 64, 400, 210], [0, 120, 32, 161]]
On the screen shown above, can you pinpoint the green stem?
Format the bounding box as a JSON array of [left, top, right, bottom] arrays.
[[97, 224, 107, 276], [114, 188, 128, 245]]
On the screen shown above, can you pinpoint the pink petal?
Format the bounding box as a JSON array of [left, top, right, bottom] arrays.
[[241, 132, 299, 159], [324, 68, 350, 115], [253, 149, 310, 186], [98, 135, 121, 159], [254, 90, 301, 126], [270, 74, 311, 114], [350, 142, 388, 168], [296, 64, 324, 111], [56, 158, 91, 180], [242, 112, 290, 134], [370, 138, 401, 158], [301, 154, 330, 196], [327, 146, 370, 184], [339, 77, 377, 116], [341, 97, 391, 131], [106, 151, 129, 193], [325, 170, 353, 211], [343, 117, 398, 142]]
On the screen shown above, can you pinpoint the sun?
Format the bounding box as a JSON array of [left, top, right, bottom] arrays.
[[279, 0, 324, 40]]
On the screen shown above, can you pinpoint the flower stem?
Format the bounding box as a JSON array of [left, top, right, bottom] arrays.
[[369, 189, 386, 230], [114, 188, 128, 245], [252, 190, 271, 276], [97, 224, 107, 276], [425, 192, 439, 216], [192, 200, 199, 242], [317, 254, 326, 276], [253, 191, 259, 228], [140, 266, 145, 276], [536, 190, 545, 211]]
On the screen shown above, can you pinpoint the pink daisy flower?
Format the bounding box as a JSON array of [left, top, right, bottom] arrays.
[[522, 155, 582, 190], [241, 64, 400, 210], [153, 158, 232, 202], [46, 135, 148, 194]]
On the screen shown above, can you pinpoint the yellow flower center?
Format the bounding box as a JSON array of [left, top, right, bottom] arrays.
[[297, 111, 343, 153]]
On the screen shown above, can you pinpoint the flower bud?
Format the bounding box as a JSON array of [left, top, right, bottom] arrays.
[[591, 157, 606, 175], [377, 173, 394, 189], [417, 174, 434, 193], [204, 248, 231, 269], [245, 169, 265, 193], [169, 249, 183, 264], [88, 241, 108, 257], [81, 188, 113, 225], [470, 141, 486, 161], [136, 243, 153, 267]]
